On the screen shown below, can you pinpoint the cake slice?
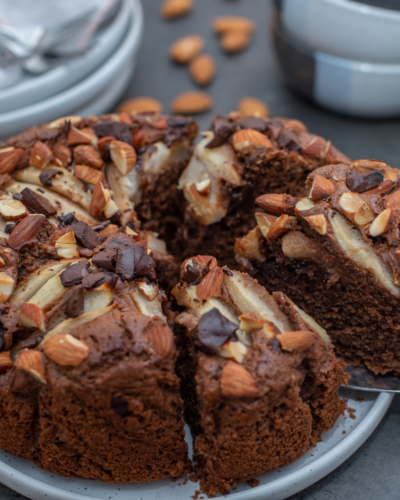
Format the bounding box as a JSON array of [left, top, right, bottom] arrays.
[[236, 159, 400, 376], [172, 255, 347, 495], [174, 113, 350, 267]]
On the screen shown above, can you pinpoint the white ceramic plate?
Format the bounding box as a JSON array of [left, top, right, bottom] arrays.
[[0, 0, 143, 139], [279, 0, 400, 63], [0, 388, 392, 500]]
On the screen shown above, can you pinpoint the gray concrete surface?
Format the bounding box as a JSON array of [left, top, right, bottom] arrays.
[[1, 0, 400, 498]]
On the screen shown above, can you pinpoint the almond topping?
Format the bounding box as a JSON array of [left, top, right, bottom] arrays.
[[218, 341, 248, 363], [364, 180, 395, 196], [138, 282, 158, 301], [338, 192, 375, 225], [150, 322, 174, 358], [267, 214, 297, 239], [75, 164, 105, 185], [256, 193, 296, 215], [30, 141, 53, 168], [239, 312, 263, 331], [161, 0, 193, 18], [283, 119, 307, 133], [14, 350, 46, 383], [8, 214, 45, 251], [351, 159, 398, 182], [117, 97, 163, 114], [189, 54, 216, 86], [74, 145, 104, 169], [48, 115, 81, 129], [196, 266, 223, 300], [237, 97, 269, 118], [67, 126, 93, 146], [171, 91, 213, 114], [20, 302, 46, 331], [170, 35, 204, 64], [277, 331, 317, 352], [213, 16, 256, 34], [369, 208, 397, 237], [295, 198, 316, 212], [99, 224, 118, 237], [0, 147, 24, 174], [90, 182, 109, 217], [0, 199, 28, 221], [0, 351, 12, 372], [385, 190, 400, 210], [109, 141, 137, 175], [309, 174, 335, 200], [304, 214, 327, 235], [52, 144, 71, 167], [220, 361, 257, 399], [43, 333, 89, 366], [195, 178, 212, 194], [255, 212, 276, 238], [0, 273, 15, 302], [232, 129, 273, 152]]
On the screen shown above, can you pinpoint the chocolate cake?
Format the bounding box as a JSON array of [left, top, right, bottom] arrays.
[[174, 113, 350, 267], [173, 255, 347, 495], [236, 159, 400, 376]]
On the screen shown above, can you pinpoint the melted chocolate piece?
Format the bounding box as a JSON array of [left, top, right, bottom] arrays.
[[111, 395, 131, 417], [166, 117, 190, 127], [193, 308, 238, 354], [66, 285, 84, 318], [276, 129, 301, 152], [115, 246, 136, 279], [71, 221, 102, 249], [91, 220, 110, 231], [20, 187, 57, 217], [347, 170, 384, 193], [82, 271, 111, 290], [4, 223, 15, 234], [60, 262, 90, 287], [20, 336, 43, 349], [239, 116, 268, 132], [12, 193, 22, 201], [0, 324, 4, 352], [92, 249, 117, 271], [182, 259, 211, 285], [39, 168, 61, 187], [132, 245, 156, 280], [38, 129, 59, 141], [93, 121, 132, 145], [207, 118, 237, 148], [223, 268, 233, 276], [269, 337, 281, 352], [58, 213, 78, 228]]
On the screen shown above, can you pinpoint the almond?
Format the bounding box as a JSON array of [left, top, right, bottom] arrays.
[[195, 178, 212, 194], [304, 214, 327, 235], [189, 54, 216, 86], [109, 141, 137, 174], [351, 159, 398, 182], [14, 350, 46, 383], [239, 312, 264, 331], [364, 180, 395, 196], [385, 190, 400, 210], [99, 224, 119, 237], [0, 351, 12, 372], [0, 199, 28, 221], [237, 97, 269, 118], [338, 192, 375, 225], [369, 208, 397, 237], [218, 341, 248, 364], [30, 141, 53, 168], [0, 272, 15, 302], [8, 214, 45, 251], [267, 214, 297, 239], [73, 145, 104, 169], [196, 266, 223, 300], [283, 119, 307, 133], [43, 333, 89, 366], [161, 0, 193, 19], [118, 112, 133, 125], [75, 164, 105, 184], [277, 331, 317, 352], [171, 91, 213, 114], [117, 97, 163, 115], [170, 35, 204, 64], [20, 302, 46, 331], [255, 212, 276, 238], [67, 126, 93, 146], [50, 227, 74, 246], [295, 198, 316, 212], [150, 322, 174, 358], [309, 174, 335, 200], [0, 147, 24, 174], [48, 115, 81, 129], [181, 255, 218, 277], [213, 16, 256, 34], [52, 143, 71, 167], [220, 361, 257, 399], [138, 282, 158, 301], [256, 193, 296, 215], [301, 135, 327, 158], [90, 182, 115, 218], [232, 128, 272, 152], [221, 30, 251, 53]]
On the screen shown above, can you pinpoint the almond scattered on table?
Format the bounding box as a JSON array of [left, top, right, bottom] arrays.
[[189, 54, 216, 86], [221, 30, 251, 53], [170, 35, 204, 64], [238, 97, 270, 118], [212, 16, 256, 35], [161, 0, 194, 19], [171, 91, 213, 114], [117, 97, 163, 114]]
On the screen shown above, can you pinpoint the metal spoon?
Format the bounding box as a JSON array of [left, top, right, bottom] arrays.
[[345, 362, 400, 393]]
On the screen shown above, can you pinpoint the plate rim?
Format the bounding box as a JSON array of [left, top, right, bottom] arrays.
[[0, 390, 393, 500]]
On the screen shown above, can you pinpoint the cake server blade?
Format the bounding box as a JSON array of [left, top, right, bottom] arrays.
[[345, 362, 400, 393]]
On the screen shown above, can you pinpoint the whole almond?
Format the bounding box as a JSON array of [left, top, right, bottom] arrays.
[[14, 350, 46, 384], [0, 147, 24, 174], [277, 331, 317, 352], [232, 129, 273, 152], [238, 97, 270, 118], [221, 30, 251, 53], [170, 35, 204, 64], [117, 97, 163, 114], [220, 361, 258, 399], [161, 0, 194, 19], [151, 322, 174, 358], [8, 214, 45, 251], [43, 333, 89, 366], [189, 54, 216, 86], [213, 16, 256, 34], [196, 266, 223, 300], [171, 91, 213, 114]]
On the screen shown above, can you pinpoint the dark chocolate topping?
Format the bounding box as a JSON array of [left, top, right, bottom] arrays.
[[347, 170, 384, 193], [110, 395, 131, 417], [93, 121, 132, 146], [66, 285, 84, 318], [4, 223, 15, 234], [276, 129, 301, 152], [238, 116, 268, 132], [193, 308, 238, 354], [60, 262, 90, 287], [93, 248, 117, 272], [182, 259, 211, 285], [81, 271, 117, 290], [207, 118, 237, 148], [20, 187, 57, 217], [71, 221, 102, 249], [58, 213, 78, 228], [115, 246, 136, 279], [39, 169, 62, 187]]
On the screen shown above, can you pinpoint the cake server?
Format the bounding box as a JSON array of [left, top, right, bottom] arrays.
[[345, 362, 400, 393]]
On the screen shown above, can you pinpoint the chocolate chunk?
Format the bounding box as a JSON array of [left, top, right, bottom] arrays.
[[268, 337, 281, 352], [58, 213, 78, 228], [66, 285, 84, 318], [0, 325, 4, 352], [222, 268, 233, 276], [193, 308, 238, 354], [71, 221, 102, 249], [82, 271, 110, 290], [93, 121, 132, 145], [115, 246, 136, 279], [207, 118, 237, 148], [166, 117, 190, 127], [91, 220, 110, 231], [276, 129, 301, 152], [12, 193, 22, 201], [4, 223, 15, 234], [92, 249, 117, 271], [182, 259, 212, 285], [39, 168, 61, 187], [239, 117, 268, 132], [347, 170, 384, 193], [132, 245, 156, 280], [38, 129, 59, 141], [20, 187, 57, 217], [20, 336, 43, 349], [111, 395, 131, 417], [60, 262, 90, 287]]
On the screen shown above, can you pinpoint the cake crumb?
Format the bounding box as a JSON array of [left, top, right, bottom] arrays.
[[342, 430, 346, 434], [348, 407, 356, 419], [189, 472, 200, 483], [355, 397, 364, 402], [182, 478, 188, 485], [191, 490, 201, 499], [247, 479, 260, 488]]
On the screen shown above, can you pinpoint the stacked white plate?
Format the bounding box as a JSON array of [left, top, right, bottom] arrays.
[[0, 0, 143, 139], [273, 0, 400, 117]]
